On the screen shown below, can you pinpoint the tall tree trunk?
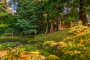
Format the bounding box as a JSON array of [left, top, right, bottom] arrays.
[[79, 0, 86, 25], [56, 19, 58, 31], [46, 14, 49, 34], [50, 22, 54, 33]]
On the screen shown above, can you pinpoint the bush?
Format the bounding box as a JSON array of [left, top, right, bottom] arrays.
[[26, 54, 45, 60], [0, 24, 8, 35], [0, 42, 20, 50], [23, 45, 37, 52], [45, 55, 60, 60], [69, 20, 89, 35], [41, 21, 90, 60], [34, 34, 46, 43], [3, 45, 23, 60]]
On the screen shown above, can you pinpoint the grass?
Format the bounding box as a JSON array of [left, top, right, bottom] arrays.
[[34, 30, 74, 42], [0, 36, 33, 41], [33, 43, 41, 46], [39, 49, 51, 56], [26, 49, 51, 56]]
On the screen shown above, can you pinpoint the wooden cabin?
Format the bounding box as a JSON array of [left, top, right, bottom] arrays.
[[59, 18, 75, 30]]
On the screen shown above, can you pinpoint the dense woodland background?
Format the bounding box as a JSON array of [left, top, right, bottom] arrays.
[[0, 0, 90, 35]]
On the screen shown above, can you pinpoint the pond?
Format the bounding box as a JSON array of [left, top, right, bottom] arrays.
[[0, 36, 49, 59]]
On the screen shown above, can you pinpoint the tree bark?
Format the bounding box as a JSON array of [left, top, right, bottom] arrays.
[[79, 0, 86, 25], [56, 19, 58, 31], [46, 14, 49, 33], [50, 22, 54, 33]]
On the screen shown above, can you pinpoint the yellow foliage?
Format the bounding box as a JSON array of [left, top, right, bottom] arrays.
[[69, 20, 89, 35], [28, 54, 45, 60], [58, 41, 67, 47], [50, 43, 58, 48], [45, 55, 60, 60]]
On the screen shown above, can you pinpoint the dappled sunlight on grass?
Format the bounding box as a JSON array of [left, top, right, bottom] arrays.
[[34, 30, 75, 43]]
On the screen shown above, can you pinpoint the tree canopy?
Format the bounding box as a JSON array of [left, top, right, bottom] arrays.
[[0, 0, 90, 35]]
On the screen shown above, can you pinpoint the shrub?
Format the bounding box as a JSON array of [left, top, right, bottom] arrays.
[[69, 20, 89, 35], [59, 42, 90, 60], [34, 34, 46, 43], [0, 24, 8, 35], [27, 54, 45, 60], [23, 45, 37, 52], [0, 42, 20, 50], [43, 41, 56, 50], [3, 45, 23, 60], [42, 21, 90, 60], [45, 55, 60, 60]]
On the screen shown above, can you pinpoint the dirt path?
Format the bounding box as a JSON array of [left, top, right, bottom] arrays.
[[0, 50, 37, 59], [0, 50, 7, 57]]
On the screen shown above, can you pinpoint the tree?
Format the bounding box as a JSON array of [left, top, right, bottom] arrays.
[[15, 0, 39, 34], [79, 0, 86, 25], [62, 0, 89, 25], [46, 14, 49, 33], [42, 0, 63, 33]]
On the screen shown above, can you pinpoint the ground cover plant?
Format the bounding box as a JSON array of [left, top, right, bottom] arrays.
[[23, 45, 37, 52], [0, 42, 20, 50], [26, 54, 46, 60], [2, 45, 23, 60]]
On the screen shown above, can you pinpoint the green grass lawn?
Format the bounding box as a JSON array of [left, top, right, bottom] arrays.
[[34, 30, 75, 42]]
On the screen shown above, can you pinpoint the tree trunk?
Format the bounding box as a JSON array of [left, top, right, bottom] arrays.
[[79, 0, 86, 25], [46, 14, 49, 33], [50, 22, 54, 33], [56, 19, 58, 31]]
